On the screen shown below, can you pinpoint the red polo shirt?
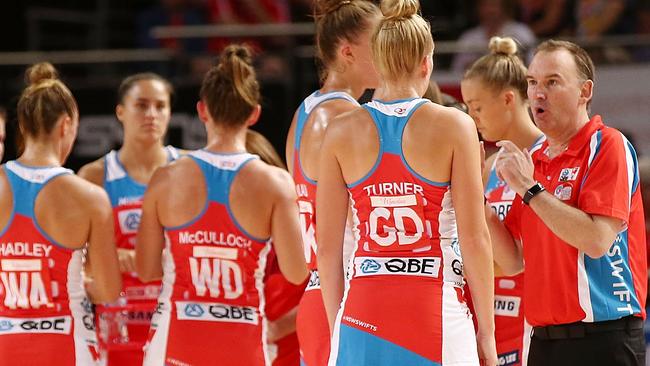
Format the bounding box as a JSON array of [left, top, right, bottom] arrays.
[[505, 115, 647, 326]]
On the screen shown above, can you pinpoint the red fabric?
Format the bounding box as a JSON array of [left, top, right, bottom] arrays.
[[505, 115, 647, 326]]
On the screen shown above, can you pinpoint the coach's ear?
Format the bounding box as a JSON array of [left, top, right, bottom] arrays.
[[580, 79, 593, 107], [196, 101, 209, 124]]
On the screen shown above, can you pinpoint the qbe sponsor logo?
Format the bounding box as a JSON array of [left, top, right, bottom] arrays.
[[0, 316, 72, 335], [494, 295, 521, 317], [497, 350, 519, 366], [354, 257, 441, 278], [118, 208, 142, 234], [176, 301, 258, 325]]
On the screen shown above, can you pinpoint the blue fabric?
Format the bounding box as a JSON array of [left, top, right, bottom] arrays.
[[335, 324, 441, 366]]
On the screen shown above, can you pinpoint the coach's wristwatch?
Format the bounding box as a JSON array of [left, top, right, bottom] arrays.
[[523, 182, 545, 205]]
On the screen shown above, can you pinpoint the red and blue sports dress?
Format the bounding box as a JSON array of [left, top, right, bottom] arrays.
[[143, 150, 273, 366], [329, 99, 478, 366], [292, 90, 358, 366], [480, 136, 543, 366], [100, 146, 179, 365], [264, 247, 306, 366], [0, 161, 100, 365]]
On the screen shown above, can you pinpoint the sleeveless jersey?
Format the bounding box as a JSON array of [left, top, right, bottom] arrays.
[[103, 146, 179, 301], [143, 150, 273, 366], [293, 90, 358, 366], [482, 136, 544, 366], [330, 99, 478, 366], [293, 90, 359, 272], [0, 161, 100, 365], [264, 247, 306, 366]]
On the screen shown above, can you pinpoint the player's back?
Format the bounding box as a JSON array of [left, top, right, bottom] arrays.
[[329, 98, 479, 365], [0, 161, 100, 366], [144, 150, 282, 366]]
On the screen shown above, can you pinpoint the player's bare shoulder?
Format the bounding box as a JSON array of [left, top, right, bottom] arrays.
[[77, 157, 105, 186], [49, 173, 112, 217], [239, 158, 295, 201], [414, 102, 476, 140]]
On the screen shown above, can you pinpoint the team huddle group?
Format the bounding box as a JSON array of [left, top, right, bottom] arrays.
[[0, 0, 647, 365]]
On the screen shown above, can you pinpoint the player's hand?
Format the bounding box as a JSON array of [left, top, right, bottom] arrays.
[[477, 332, 498, 366], [117, 248, 136, 273]]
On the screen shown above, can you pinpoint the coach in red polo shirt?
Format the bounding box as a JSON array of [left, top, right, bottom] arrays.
[[488, 40, 647, 366]]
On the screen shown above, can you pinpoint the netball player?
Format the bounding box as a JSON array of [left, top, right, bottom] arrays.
[[78, 72, 179, 365], [0, 62, 121, 365], [285, 1, 380, 364], [246, 129, 307, 366], [461, 36, 545, 366], [136, 44, 307, 366], [317, 1, 498, 365]]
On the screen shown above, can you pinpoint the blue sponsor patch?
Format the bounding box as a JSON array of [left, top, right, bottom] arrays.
[[184, 303, 204, 317], [360, 259, 381, 274], [0, 320, 14, 332]]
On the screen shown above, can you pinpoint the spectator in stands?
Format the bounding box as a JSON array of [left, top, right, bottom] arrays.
[[574, 0, 637, 62], [452, 0, 536, 72], [575, 0, 630, 38], [516, 0, 571, 37], [136, 0, 210, 78], [205, 0, 293, 79], [633, 1, 650, 62], [137, 0, 207, 54]]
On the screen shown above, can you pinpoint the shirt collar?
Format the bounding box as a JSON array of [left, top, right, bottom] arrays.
[[537, 115, 603, 161]]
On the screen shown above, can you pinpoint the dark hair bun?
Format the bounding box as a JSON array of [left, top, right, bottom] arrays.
[[221, 44, 254, 67]]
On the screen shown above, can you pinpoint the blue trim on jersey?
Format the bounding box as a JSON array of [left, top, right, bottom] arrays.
[[347, 100, 449, 188], [373, 97, 420, 104], [485, 135, 544, 196], [104, 147, 179, 207], [346, 105, 385, 189], [0, 168, 14, 238], [485, 166, 502, 196], [295, 91, 356, 186], [585, 229, 642, 321], [224, 159, 270, 243], [580, 130, 602, 190], [168, 153, 269, 242], [104, 152, 146, 207], [626, 140, 640, 194], [4, 162, 74, 251], [335, 324, 441, 366]]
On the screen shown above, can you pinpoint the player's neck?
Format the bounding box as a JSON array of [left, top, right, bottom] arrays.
[[18, 139, 64, 167], [119, 141, 168, 172], [373, 82, 420, 102], [321, 72, 363, 100], [204, 125, 247, 154]]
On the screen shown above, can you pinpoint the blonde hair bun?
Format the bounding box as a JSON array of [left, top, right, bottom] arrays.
[[25, 62, 59, 86], [380, 0, 420, 20], [489, 37, 518, 56]]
